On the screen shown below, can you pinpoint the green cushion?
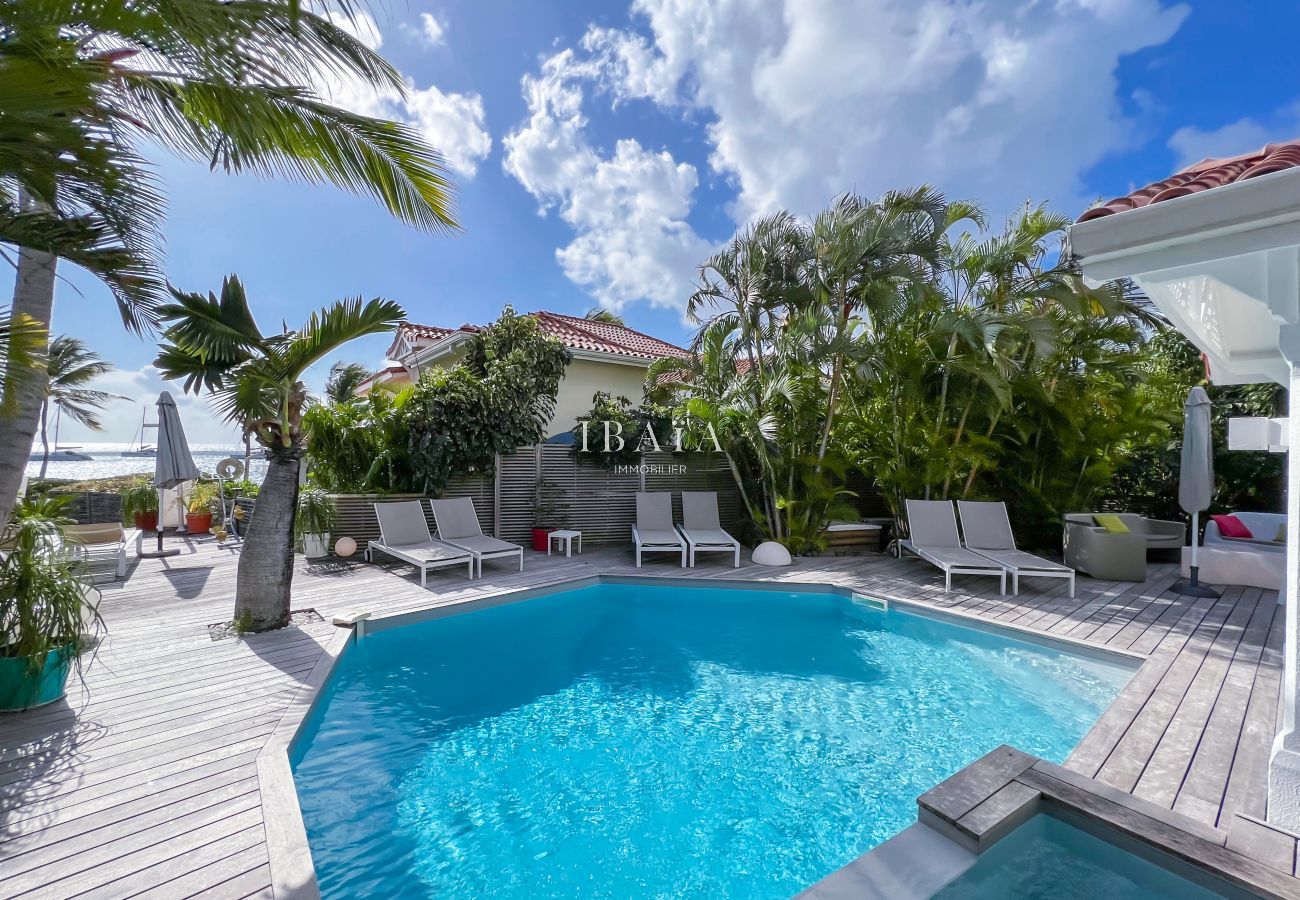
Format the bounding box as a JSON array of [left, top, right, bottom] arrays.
[[1093, 514, 1130, 534]]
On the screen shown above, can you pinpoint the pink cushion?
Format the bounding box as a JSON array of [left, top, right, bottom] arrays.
[[1211, 514, 1252, 539]]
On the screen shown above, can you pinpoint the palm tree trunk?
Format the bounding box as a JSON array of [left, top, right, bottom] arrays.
[[0, 236, 57, 526], [234, 446, 302, 631], [38, 400, 50, 480]]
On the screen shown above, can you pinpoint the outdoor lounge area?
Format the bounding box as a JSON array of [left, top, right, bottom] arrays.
[[0, 536, 1289, 897]]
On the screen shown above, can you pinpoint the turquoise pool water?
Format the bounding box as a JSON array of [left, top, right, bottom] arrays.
[[936, 813, 1235, 898], [291, 581, 1134, 898]]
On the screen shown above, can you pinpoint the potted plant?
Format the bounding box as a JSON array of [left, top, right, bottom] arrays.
[[296, 488, 337, 559], [185, 481, 219, 534], [0, 497, 102, 711], [120, 477, 159, 531], [530, 477, 569, 552]]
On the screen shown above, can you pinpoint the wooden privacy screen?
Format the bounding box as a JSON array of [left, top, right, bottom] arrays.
[[326, 447, 745, 547]]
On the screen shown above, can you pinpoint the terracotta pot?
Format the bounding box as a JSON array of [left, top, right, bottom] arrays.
[[133, 511, 158, 532], [185, 512, 213, 534], [531, 527, 555, 552]]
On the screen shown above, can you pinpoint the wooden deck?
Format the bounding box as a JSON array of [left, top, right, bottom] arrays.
[[0, 538, 1289, 897]]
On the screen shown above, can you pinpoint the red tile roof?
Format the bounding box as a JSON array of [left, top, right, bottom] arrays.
[[1077, 140, 1300, 222], [391, 312, 690, 363]]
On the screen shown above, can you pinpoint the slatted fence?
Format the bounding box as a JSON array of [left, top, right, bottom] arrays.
[[326, 446, 745, 547]]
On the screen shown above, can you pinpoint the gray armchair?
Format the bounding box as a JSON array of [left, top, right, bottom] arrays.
[[1063, 513, 1184, 581], [1063, 517, 1145, 581]]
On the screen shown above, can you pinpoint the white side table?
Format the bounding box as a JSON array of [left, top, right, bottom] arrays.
[[548, 529, 582, 557]]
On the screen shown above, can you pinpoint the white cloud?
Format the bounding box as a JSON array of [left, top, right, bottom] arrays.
[[503, 50, 713, 310], [615, 0, 1187, 222], [504, 0, 1188, 311], [53, 367, 241, 446], [1168, 102, 1300, 170], [406, 86, 492, 176], [317, 11, 491, 176], [417, 12, 447, 46]]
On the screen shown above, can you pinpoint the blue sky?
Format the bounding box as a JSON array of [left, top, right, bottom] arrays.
[[18, 0, 1300, 443]]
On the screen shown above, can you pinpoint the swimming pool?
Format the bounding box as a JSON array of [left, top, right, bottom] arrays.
[[291, 580, 1134, 897], [934, 811, 1244, 898]]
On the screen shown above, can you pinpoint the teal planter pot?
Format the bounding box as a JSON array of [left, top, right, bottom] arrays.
[[0, 644, 75, 711]]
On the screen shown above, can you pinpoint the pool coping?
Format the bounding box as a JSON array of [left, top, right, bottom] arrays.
[[800, 745, 1300, 899], [253, 573, 1145, 898]]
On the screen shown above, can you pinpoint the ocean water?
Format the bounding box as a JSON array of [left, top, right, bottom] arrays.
[[291, 582, 1134, 898], [26, 442, 267, 484]]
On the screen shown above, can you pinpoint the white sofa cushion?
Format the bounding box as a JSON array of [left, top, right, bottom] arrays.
[[1204, 511, 1286, 553]]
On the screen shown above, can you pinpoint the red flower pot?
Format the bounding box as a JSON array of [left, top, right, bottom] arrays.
[[134, 511, 158, 532], [186, 512, 213, 534], [531, 527, 555, 552]]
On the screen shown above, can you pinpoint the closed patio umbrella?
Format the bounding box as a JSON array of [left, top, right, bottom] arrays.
[[141, 391, 200, 558], [1172, 386, 1220, 597]]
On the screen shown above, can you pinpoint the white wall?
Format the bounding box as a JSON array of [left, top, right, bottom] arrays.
[[550, 359, 650, 438]]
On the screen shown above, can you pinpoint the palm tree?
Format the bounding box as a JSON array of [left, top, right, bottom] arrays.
[[0, 0, 458, 528], [155, 276, 405, 631], [37, 336, 126, 478], [583, 307, 626, 326], [324, 361, 371, 404]]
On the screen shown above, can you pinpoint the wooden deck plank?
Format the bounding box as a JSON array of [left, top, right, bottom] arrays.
[[0, 540, 1286, 896]]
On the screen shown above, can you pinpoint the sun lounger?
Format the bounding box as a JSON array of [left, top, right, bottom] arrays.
[[956, 501, 1075, 597], [367, 501, 474, 586], [678, 491, 740, 567], [632, 492, 687, 567], [429, 497, 524, 576], [63, 523, 138, 579], [901, 499, 1007, 594]]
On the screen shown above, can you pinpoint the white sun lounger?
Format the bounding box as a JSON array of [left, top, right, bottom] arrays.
[[632, 492, 687, 567], [901, 499, 1007, 594], [956, 500, 1076, 598], [367, 501, 474, 587], [678, 491, 740, 567], [429, 497, 524, 576]]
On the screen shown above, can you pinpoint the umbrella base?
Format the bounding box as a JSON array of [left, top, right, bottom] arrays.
[[139, 529, 181, 559], [1170, 566, 1220, 598]]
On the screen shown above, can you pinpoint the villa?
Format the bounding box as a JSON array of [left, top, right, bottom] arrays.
[[362, 313, 692, 437]]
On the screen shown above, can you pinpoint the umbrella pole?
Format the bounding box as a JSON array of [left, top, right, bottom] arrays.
[[140, 491, 180, 559], [1171, 509, 1219, 598]]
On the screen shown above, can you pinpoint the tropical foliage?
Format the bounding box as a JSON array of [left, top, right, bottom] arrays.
[[305, 308, 571, 494], [0, 494, 102, 674], [155, 275, 404, 631], [0, 0, 460, 531], [1106, 328, 1285, 520], [659, 192, 1170, 551], [36, 336, 125, 478], [571, 391, 662, 469], [324, 361, 371, 404]]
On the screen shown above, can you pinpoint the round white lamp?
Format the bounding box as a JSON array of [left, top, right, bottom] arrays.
[[751, 541, 792, 566], [334, 536, 358, 558]]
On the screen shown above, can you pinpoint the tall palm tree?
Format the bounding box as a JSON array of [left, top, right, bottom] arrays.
[[0, 0, 459, 528], [155, 276, 405, 631], [37, 336, 126, 478], [324, 361, 370, 404]]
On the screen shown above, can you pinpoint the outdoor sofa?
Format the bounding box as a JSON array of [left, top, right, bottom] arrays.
[[1062, 513, 1183, 582], [1186, 511, 1286, 591]]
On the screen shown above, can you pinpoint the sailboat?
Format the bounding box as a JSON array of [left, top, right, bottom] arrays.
[[120, 407, 159, 457], [28, 407, 92, 462]]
